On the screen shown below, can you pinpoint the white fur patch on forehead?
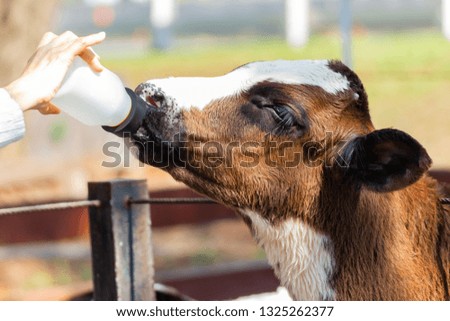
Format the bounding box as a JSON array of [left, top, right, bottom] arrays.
[[139, 60, 350, 111], [242, 60, 350, 94]]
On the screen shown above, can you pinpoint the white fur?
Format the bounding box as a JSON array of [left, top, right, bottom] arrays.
[[242, 209, 336, 300], [141, 60, 349, 111], [236, 287, 292, 301]]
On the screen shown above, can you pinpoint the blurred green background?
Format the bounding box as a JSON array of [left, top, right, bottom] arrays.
[[105, 30, 450, 167]]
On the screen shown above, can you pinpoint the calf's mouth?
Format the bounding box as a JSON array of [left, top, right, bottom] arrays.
[[130, 83, 187, 169]]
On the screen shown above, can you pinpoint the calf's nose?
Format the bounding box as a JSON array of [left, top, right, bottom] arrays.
[[135, 82, 176, 109]]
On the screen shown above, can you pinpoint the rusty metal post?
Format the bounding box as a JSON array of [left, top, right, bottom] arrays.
[[88, 179, 155, 301]]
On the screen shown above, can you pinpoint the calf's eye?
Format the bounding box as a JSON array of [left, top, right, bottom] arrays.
[[267, 104, 296, 128]]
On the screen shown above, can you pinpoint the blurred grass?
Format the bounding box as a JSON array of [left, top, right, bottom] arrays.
[[103, 30, 450, 167]]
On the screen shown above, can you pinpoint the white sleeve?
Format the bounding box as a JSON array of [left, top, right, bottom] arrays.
[[0, 88, 25, 148]]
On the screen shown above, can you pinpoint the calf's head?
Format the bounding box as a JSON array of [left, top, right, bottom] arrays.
[[132, 60, 431, 219]]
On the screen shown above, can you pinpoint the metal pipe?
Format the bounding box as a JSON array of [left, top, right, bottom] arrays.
[[340, 0, 353, 68]]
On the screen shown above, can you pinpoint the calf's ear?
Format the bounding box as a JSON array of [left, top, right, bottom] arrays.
[[341, 129, 431, 192]]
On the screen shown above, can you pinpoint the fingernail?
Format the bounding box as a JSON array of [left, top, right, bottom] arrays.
[[96, 61, 105, 71]]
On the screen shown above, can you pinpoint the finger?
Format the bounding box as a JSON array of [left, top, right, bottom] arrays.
[[44, 31, 78, 52], [62, 32, 106, 71], [23, 32, 58, 70], [80, 31, 106, 48], [26, 31, 78, 68], [67, 32, 106, 56], [79, 47, 104, 72], [47, 31, 105, 62], [37, 102, 61, 115], [58, 30, 78, 42], [38, 31, 58, 48], [78, 47, 96, 64]]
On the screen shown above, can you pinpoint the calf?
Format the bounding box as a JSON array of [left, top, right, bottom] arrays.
[[109, 60, 449, 300]]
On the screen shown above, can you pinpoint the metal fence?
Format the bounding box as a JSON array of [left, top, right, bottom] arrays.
[[0, 179, 214, 301], [0, 176, 448, 301]]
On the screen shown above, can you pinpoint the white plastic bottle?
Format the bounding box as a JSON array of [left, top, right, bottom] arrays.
[[51, 57, 132, 127]]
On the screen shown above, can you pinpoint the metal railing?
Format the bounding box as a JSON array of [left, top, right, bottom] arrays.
[[0, 178, 448, 301], [0, 179, 215, 301], [0, 200, 101, 216]]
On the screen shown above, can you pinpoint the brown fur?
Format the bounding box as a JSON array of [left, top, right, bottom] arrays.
[[132, 60, 449, 300]]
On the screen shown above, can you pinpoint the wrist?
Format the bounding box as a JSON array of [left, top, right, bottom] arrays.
[[5, 80, 29, 111], [5, 78, 45, 111]]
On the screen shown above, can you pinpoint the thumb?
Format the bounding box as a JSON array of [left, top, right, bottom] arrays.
[[37, 102, 61, 115]]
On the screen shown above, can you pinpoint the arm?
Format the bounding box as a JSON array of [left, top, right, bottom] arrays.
[[5, 31, 105, 114], [0, 31, 105, 148], [0, 89, 25, 148]]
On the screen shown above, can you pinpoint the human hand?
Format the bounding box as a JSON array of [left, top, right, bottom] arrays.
[[5, 31, 106, 114]]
